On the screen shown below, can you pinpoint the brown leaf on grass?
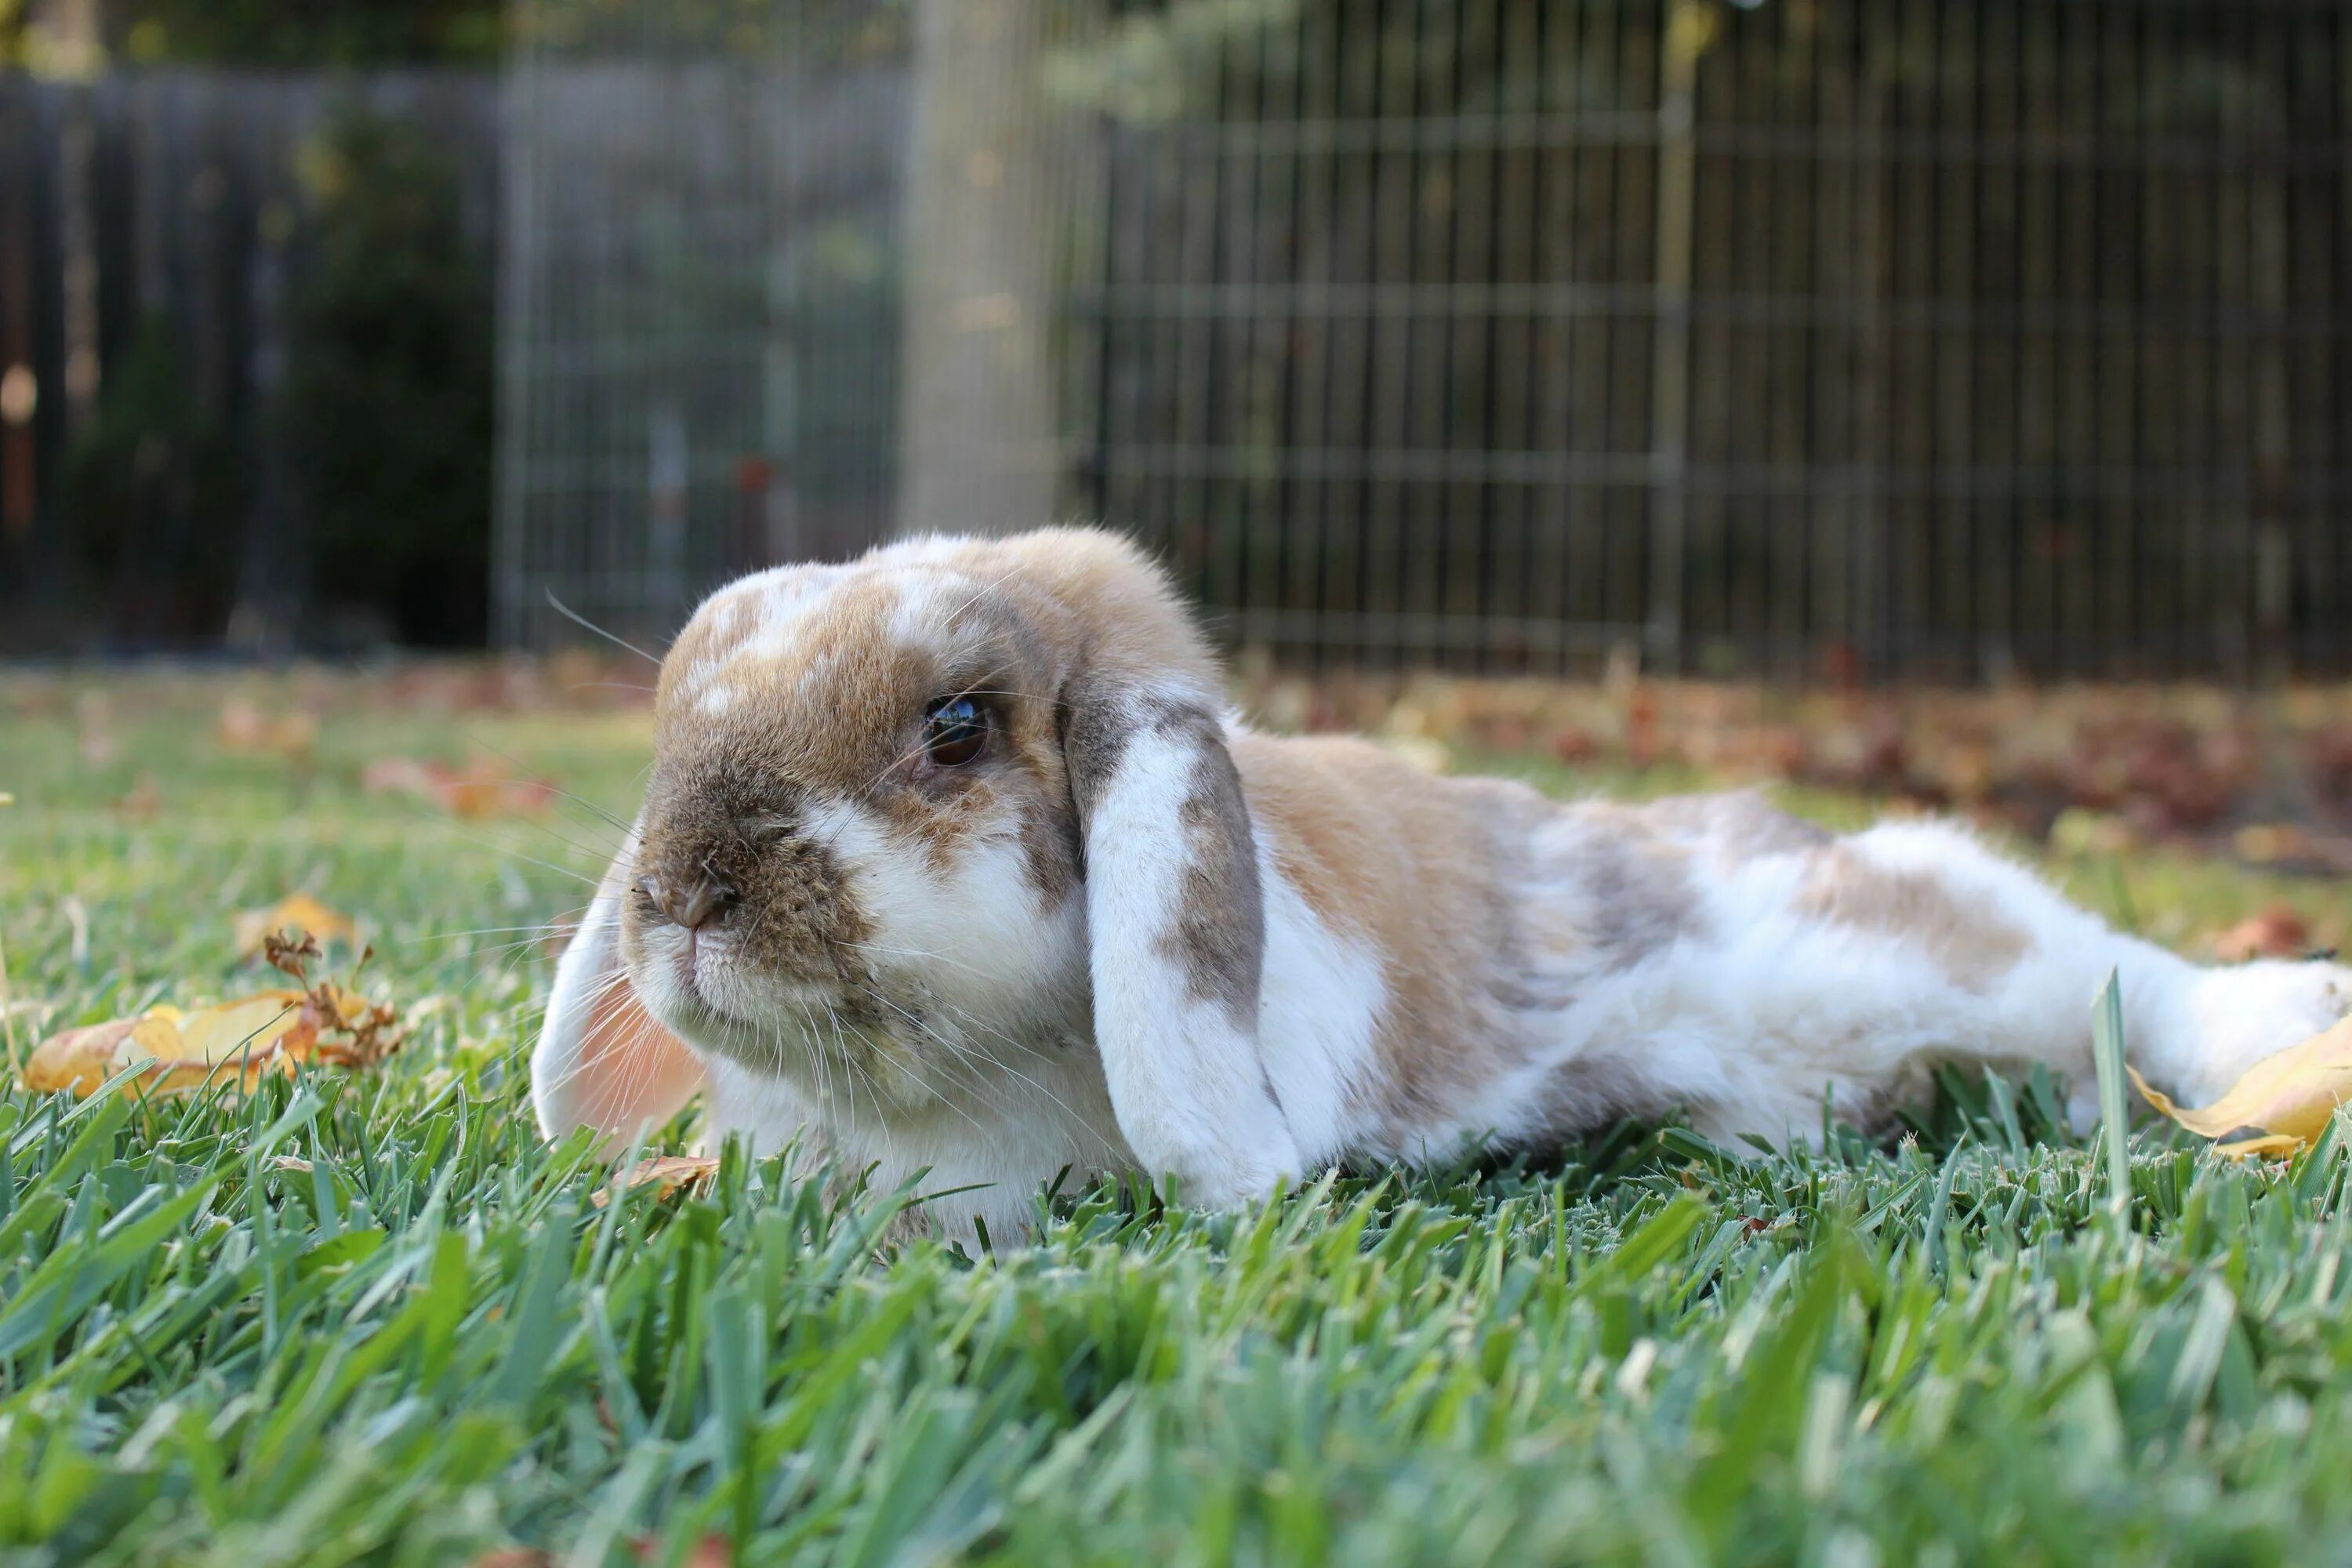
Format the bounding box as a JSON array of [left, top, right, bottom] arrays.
[[78, 692, 114, 768], [111, 775, 160, 820], [463, 1532, 732, 1568], [592, 1155, 720, 1208], [217, 699, 318, 760], [630, 1534, 732, 1568], [361, 756, 557, 818], [2234, 823, 2308, 867], [264, 930, 323, 978], [232, 893, 358, 959], [2211, 904, 2314, 964], [21, 959, 402, 1101], [2131, 1014, 2352, 1156]]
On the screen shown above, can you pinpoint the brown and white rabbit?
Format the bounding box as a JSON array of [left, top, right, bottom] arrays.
[[534, 527, 2350, 1236]]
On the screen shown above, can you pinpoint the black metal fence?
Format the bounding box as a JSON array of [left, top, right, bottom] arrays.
[[16, 3, 2347, 682], [1063, 0, 2352, 681]]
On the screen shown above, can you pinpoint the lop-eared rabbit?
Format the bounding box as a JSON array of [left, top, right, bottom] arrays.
[[535, 528, 2346, 1236]]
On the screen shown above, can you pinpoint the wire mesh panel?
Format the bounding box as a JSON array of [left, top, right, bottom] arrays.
[[1063, 0, 2352, 681], [497, 0, 911, 648], [503, 0, 2352, 681]]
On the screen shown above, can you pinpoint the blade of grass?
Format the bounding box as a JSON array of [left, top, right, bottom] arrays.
[[2092, 969, 2132, 1210]]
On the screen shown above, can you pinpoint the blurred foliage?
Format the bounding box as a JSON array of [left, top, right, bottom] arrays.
[[0, 0, 499, 69], [283, 108, 492, 646], [1047, 0, 1305, 122], [0, 0, 919, 68], [510, 0, 907, 60], [60, 318, 245, 644], [109, 1, 502, 67]]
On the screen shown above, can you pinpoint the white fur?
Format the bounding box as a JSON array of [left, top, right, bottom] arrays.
[[532, 853, 703, 1152], [801, 796, 1085, 1029], [532, 885, 631, 1138], [1445, 818, 2345, 1155], [1255, 839, 1387, 1163]]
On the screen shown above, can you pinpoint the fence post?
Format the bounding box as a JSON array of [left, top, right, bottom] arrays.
[[493, 16, 540, 648], [1646, 0, 1706, 675], [898, 0, 1060, 538], [53, 0, 103, 441]]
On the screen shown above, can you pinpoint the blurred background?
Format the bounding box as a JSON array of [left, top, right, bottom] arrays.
[[2, 0, 2350, 684]]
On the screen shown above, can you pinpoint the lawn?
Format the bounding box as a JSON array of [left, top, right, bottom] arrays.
[[6, 671, 2352, 1566]]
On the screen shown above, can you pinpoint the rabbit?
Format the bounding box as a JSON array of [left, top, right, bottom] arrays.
[[533, 527, 2352, 1238]]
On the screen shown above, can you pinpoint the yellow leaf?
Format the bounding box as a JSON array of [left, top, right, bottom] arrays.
[[233, 893, 357, 958], [2131, 1014, 2352, 1152], [20, 1018, 140, 1096], [20, 982, 397, 1101], [2214, 1134, 2305, 1162], [161, 993, 310, 1063]]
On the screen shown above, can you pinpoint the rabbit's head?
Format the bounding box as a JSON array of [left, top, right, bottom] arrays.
[[531, 528, 1250, 1148]]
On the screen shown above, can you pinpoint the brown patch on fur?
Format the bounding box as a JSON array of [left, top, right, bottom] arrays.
[[1017, 805, 1082, 906], [1796, 844, 2028, 989], [628, 762, 876, 994], [1544, 817, 1702, 969], [1057, 683, 1130, 826], [1167, 738, 1265, 1021]]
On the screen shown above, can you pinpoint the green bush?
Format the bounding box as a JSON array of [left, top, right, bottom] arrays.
[[60, 315, 245, 643], [283, 107, 493, 646]]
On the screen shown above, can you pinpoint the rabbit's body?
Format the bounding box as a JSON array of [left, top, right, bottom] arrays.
[[535, 528, 2350, 1237]]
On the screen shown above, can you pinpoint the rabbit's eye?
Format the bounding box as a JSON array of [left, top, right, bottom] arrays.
[[923, 696, 988, 768]]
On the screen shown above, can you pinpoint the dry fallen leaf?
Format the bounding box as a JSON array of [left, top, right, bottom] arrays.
[[361, 756, 557, 818], [218, 699, 319, 760], [21, 949, 401, 1100], [592, 1155, 720, 1208], [2215, 1133, 2307, 1161], [468, 1537, 728, 1568], [26, 993, 312, 1098], [2234, 822, 2308, 866], [2131, 1014, 2352, 1156], [2211, 904, 2314, 964], [233, 892, 358, 958], [112, 775, 161, 820]]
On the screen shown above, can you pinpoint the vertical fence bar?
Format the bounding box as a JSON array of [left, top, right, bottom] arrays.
[[1646, 0, 1700, 676]]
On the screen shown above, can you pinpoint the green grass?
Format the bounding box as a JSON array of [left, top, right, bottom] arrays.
[[8, 673, 2352, 1566]]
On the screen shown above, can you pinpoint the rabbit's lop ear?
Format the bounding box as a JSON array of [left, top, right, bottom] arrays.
[[1042, 538, 1300, 1205], [531, 827, 704, 1149]]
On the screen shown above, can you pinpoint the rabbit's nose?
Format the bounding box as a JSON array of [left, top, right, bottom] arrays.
[[637, 874, 737, 931]]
